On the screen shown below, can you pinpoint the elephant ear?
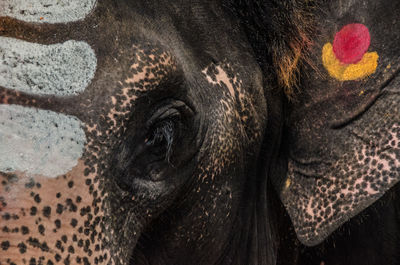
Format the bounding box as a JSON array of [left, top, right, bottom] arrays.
[[277, 1, 400, 246]]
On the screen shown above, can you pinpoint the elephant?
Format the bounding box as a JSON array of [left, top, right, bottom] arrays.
[[0, 0, 399, 265], [0, 0, 279, 264]]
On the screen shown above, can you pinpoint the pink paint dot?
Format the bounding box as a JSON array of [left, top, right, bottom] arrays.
[[332, 23, 371, 64]]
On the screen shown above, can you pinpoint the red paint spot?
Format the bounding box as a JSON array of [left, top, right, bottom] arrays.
[[333, 23, 370, 64]]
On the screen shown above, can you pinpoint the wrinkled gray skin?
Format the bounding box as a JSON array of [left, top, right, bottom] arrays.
[[0, 1, 272, 265]]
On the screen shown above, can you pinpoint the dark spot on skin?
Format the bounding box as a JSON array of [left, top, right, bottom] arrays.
[[21, 226, 29, 235], [55, 240, 62, 250], [0, 196, 7, 207], [61, 235, 68, 243], [42, 206, 51, 218], [56, 193, 61, 198], [30, 206, 37, 216], [70, 218, 78, 227], [25, 179, 35, 188], [56, 203, 64, 214], [34, 194, 41, 203], [55, 254, 61, 262], [55, 219, 61, 229], [47, 260, 54, 265], [68, 245, 75, 254], [18, 242, 27, 253], [64, 255, 71, 265], [1, 240, 10, 250], [38, 224, 45, 235], [2, 213, 10, 220], [83, 257, 90, 265], [29, 258, 36, 265], [67, 181, 74, 188], [76, 196, 82, 203]]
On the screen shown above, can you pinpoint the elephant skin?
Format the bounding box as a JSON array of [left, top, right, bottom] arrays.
[[0, 0, 275, 265]]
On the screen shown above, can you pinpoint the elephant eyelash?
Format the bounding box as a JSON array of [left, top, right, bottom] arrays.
[[147, 119, 175, 163]]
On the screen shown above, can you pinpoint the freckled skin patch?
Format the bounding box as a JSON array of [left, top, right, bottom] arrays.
[[0, 161, 109, 264], [283, 123, 400, 245]]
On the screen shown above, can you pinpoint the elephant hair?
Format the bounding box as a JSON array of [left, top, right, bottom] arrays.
[[224, 0, 316, 98]]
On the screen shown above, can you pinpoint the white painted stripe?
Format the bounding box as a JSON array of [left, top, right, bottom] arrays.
[[0, 0, 97, 23], [0, 104, 86, 177], [0, 37, 97, 96]]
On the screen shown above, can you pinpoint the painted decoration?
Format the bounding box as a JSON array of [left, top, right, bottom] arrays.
[[0, 104, 86, 178], [0, 37, 97, 96], [0, 0, 97, 23], [322, 23, 379, 81]]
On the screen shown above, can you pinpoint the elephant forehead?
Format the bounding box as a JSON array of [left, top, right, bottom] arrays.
[[121, 45, 177, 94]]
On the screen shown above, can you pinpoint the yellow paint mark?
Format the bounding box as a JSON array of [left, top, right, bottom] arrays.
[[284, 178, 291, 189], [359, 90, 364, 96], [322, 43, 378, 81], [386, 63, 391, 69]]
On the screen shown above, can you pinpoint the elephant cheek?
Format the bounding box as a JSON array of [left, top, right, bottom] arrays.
[[0, 160, 111, 265]]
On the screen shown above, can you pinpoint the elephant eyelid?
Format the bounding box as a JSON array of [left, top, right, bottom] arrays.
[[146, 100, 188, 129]]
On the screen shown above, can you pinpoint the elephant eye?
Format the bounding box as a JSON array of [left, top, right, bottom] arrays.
[[146, 119, 176, 161], [142, 100, 195, 166]]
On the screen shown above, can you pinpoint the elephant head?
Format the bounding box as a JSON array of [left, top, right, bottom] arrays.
[[277, 0, 400, 248], [234, 0, 400, 263], [0, 0, 280, 264], [231, 3, 399, 263]]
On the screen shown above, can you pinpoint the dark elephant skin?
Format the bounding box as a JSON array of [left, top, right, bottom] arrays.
[[0, 0, 279, 265], [1, 0, 400, 265]]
